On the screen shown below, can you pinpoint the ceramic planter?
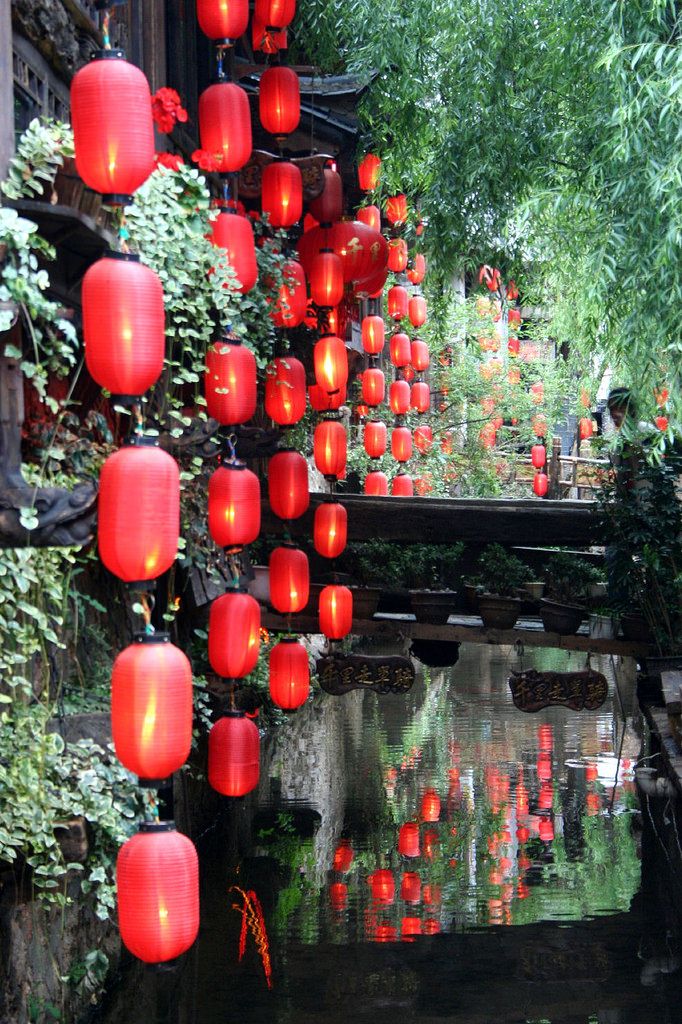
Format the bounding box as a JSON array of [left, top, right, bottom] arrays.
[[478, 595, 522, 630], [349, 586, 381, 621], [464, 582, 480, 613], [540, 598, 585, 635], [523, 581, 545, 601], [589, 613, 619, 639], [410, 590, 455, 625]]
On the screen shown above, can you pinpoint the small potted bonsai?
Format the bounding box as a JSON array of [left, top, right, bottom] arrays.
[[476, 544, 532, 629], [408, 543, 464, 624], [540, 553, 598, 635]]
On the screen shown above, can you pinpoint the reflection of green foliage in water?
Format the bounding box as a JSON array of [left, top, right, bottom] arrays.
[[256, 813, 318, 941]]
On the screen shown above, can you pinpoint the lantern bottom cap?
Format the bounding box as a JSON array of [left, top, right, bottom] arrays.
[[102, 193, 133, 207], [137, 777, 170, 789], [124, 579, 158, 592], [109, 393, 145, 407]]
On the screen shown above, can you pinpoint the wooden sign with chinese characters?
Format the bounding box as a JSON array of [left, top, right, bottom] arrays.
[[317, 654, 415, 696], [508, 668, 608, 713]]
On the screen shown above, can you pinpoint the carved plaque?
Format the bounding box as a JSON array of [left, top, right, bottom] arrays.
[[508, 668, 608, 713], [317, 654, 415, 696]]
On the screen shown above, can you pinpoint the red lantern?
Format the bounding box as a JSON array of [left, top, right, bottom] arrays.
[[329, 882, 347, 911], [358, 153, 381, 191], [314, 419, 347, 479], [407, 253, 426, 285], [197, 0, 249, 40], [83, 254, 164, 398], [369, 869, 394, 903], [205, 338, 256, 426], [398, 822, 420, 858], [262, 161, 302, 227], [199, 81, 252, 172], [420, 789, 440, 822], [265, 355, 306, 426], [117, 825, 198, 963], [259, 66, 300, 137], [71, 53, 154, 202], [208, 711, 260, 796], [357, 204, 381, 232], [389, 379, 411, 415], [208, 463, 261, 548], [309, 249, 344, 307], [314, 334, 348, 394], [365, 471, 388, 496], [401, 872, 421, 904], [388, 238, 408, 273], [319, 585, 353, 639], [362, 315, 385, 354], [208, 590, 260, 678], [209, 210, 258, 294], [390, 332, 411, 367], [532, 414, 548, 437], [270, 258, 307, 328], [531, 444, 546, 469], [508, 336, 520, 357], [409, 295, 427, 328], [112, 635, 192, 782], [388, 286, 409, 321], [314, 502, 347, 558], [414, 425, 433, 453], [269, 638, 310, 709], [328, 220, 387, 284], [309, 383, 346, 412], [530, 381, 545, 405], [386, 194, 408, 226], [255, 0, 296, 29], [401, 916, 422, 940], [98, 438, 179, 583], [410, 339, 429, 372], [411, 382, 430, 414], [252, 15, 287, 51], [391, 474, 413, 496], [579, 416, 594, 440], [309, 168, 343, 224], [533, 472, 548, 497], [364, 419, 387, 458], [269, 546, 309, 613], [392, 427, 412, 462], [362, 368, 385, 407], [333, 840, 354, 873], [268, 449, 309, 520]]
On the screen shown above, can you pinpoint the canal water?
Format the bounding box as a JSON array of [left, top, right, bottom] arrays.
[[97, 643, 682, 1024]]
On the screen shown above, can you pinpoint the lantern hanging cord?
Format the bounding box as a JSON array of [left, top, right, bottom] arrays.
[[140, 592, 155, 634], [145, 789, 161, 824], [102, 8, 111, 49], [216, 45, 226, 80], [117, 209, 130, 255], [224, 432, 238, 464]]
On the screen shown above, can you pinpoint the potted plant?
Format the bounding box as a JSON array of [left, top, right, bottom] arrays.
[[476, 544, 532, 629], [589, 605, 620, 639], [407, 543, 464, 624], [540, 553, 598, 635]]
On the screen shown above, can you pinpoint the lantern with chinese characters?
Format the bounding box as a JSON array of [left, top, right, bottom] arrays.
[[386, 193, 408, 226], [269, 545, 309, 613], [390, 379, 411, 416], [357, 204, 380, 232], [364, 419, 387, 458], [358, 153, 381, 191], [314, 334, 348, 394], [117, 824, 199, 963], [199, 81, 252, 172], [83, 254, 164, 398], [259, 66, 300, 137], [309, 249, 344, 308], [255, 0, 296, 29], [369, 869, 394, 903], [208, 590, 260, 679], [197, 0, 249, 41], [407, 253, 426, 285], [408, 295, 427, 328], [314, 502, 347, 559], [388, 286, 408, 321], [391, 474, 413, 496], [392, 426, 412, 463], [362, 368, 385, 407], [390, 332, 411, 367], [365, 471, 388, 496], [410, 339, 429, 372], [209, 210, 258, 293], [398, 822, 420, 858], [269, 638, 310, 709], [264, 355, 306, 426], [208, 462, 261, 548], [268, 449, 309, 520], [262, 161, 302, 227], [319, 585, 353, 639], [411, 383, 430, 414], [362, 315, 385, 355], [71, 52, 155, 203], [314, 419, 347, 479], [309, 168, 343, 224], [208, 711, 260, 796], [112, 635, 192, 783], [531, 444, 546, 469], [414, 425, 432, 454], [533, 472, 548, 497], [205, 339, 257, 425], [388, 238, 408, 273], [270, 258, 307, 328]]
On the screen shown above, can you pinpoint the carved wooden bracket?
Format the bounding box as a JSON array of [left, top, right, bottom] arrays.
[[238, 150, 332, 201]]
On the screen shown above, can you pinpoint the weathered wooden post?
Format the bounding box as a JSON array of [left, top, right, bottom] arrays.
[[548, 435, 562, 499]]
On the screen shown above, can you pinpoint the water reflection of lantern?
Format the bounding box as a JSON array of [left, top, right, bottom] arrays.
[[407, 253, 426, 285], [423, 829, 439, 859], [314, 334, 348, 394], [265, 355, 307, 426], [579, 416, 594, 440], [533, 472, 548, 497], [309, 168, 343, 224], [205, 339, 257, 425], [357, 204, 381, 232], [392, 427, 413, 462], [333, 840, 354, 873], [401, 916, 422, 940], [538, 783, 553, 810], [411, 382, 430, 414], [208, 711, 260, 796], [421, 789, 441, 822], [516, 825, 530, 844], [538, 724, 553, 750], [314, 419, 347, 479], [531, 444, 546, 469], [262, 161, 302, 227], [362, 315, 385, 354], [197, 0, 248, 40], [539, 818, 554, 842], [329, 882, 347, 911], [117, 824, 199, 963], [388, 286, 408, 321], [409, 295, 427, 328], [391, 474, 413, 496], [386, 194, 408, 226], [269, 638, 310, 709], [268, 449, 309, 520], [364, 420, 387, 458], [362, 368, 385, 407], [424, 918, 441, 935], [199, 82, 252, 172], [390, 332, 411, 367], [259, 66, 300, 137], [208, 590, 260, 679], [365, 471, 388, 496], [423, 884, 441, 906], [319, 585, 353, 639], [537, 753, 551, 780], [388, 238, 408, 273], [389, 379, 411, 415], [309, 249, 344, 308], [369, 869, 394, 903], [314, 502, 347, 559], [401, 872, 421, 904], [269, 545, 309, 613], [398, 822, 420, 858], [411, 339, 430, 372], [585, 762, 598, 782], [516, 783, 529, 816], [414, 424, 433, 453]]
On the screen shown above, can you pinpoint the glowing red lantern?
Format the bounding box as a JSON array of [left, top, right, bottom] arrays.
[[309, 249, 344, 307], [362, 368, 385, 407], [208, 711, 260, 795], [369, 869, 394, 903], [388, 238, 408, 273], [531, 444, 546, 469], [409, 295, 427, 328], [390, 379, 411, 415], [364, 420, 387, 458], [388, 286, 409, 321], [205, 339, 256, 425], [401, 916, 422, 940], [401, 872, 421, 904], [423, 918, 441, 935], [197, 0, 249, 40], [112, 635, 192, 782], [508, 336, 520, 357], [410, 339, 429, 372], [98, 438, 179, 583], [117, 825, 198, 963], [269, 545, 309, 613], [252, 15, 287, 51], [265, 355, 306, 426], [259, 66, 300, 137], [83, 254, 164, 398], [533, 472, 548, 497], [309, 168, 343, 224], [362, 315, 385, 354], [208, 590, 260, 678], [386, 194, 408, 226], [365, 471, 388, 496], [269, 638, 310, 709], [209, 210, 258, 293], [391, 474, 413, 496], [270, 258, 307, 328], [532, 414, 548, 437], [333, 840, 353, 873], [407, 253, 426, 285], [208, 463, 261, 548], [309, 383, 346, 412], [357, 204, 381, 232], [420, 789, 440, 822], [328, 220, 387, 284], [262, 161, 302, 227], [358, 153, 381, 191], [398, 822, 420, 858], [71, 53, 154, 203], [199, 81, 252, 172], [314, 502, 347, 559], [314, 419, 347, 479], [390, 332, 411, 367], [579, 416, 594, 440], [268, 449, 309, 520], [319, 585, 353, 639], [314, 334, 348, 394], [255, 0, 295, 29], [414, 425, 432, 453], [411, 382, 430, 414], [392, 426, 412, 462]]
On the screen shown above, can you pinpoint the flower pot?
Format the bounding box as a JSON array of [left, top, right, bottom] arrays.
[[588, 582, 608, 600], [410, 590, 455, 625], [478, 594, 522, 630], [540, 599, 585, 635], [464, 582, 480, 613], [621, 612, 651, 642], [589, 613, 619, 639], [349, 586, 381, 621], [523, 581, 545, 601], [248, 565, 270, 605]]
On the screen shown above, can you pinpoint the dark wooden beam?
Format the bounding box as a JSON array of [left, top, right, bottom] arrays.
[[0, 0, 13, 182]]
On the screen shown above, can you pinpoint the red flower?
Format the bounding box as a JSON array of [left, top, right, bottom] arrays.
[[478, 265, 501, 292], [654, 387, 669, 408], [152, 87, 188, 134], [154, 152, 185, 171], [507, 280, 519, 300], [655, 415, 669, 431], [191, 148, 223, 172]]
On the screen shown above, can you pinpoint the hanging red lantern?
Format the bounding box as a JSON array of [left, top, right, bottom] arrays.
[[309, 249, 344, 308], [314, 502, 347, 558], [357, 204, 381, 232], [414, 425, 433, 454], [358, 153, 381, 191], [209, 210, 258, 294], [314, 419, 347, 479], [389, 379, 411, 415], [269, 638, 310, 709], [98, 438, 179, 583], [392, 427, 412, 462], [420, 789, 441, 822], [362, 368, 386, 407], [388, 238, 408, 273], [265, 355, 306, 426], [208, 590, 260, 678], [531, 444, 546, 469], [530, 381, 545, 405], [400, 872, 421, 904], [362, 315, 385, 354], [268, 449, 309, 520], [82, 254, 164, 398], [411, 383, 430, 415], [208, 463, 261, 548], [408, 295, 427, 328], [532, 413, 548, 437], [308, 383, 346, 412], [199, 81, 252, 172], [112, 635, 192, 783], [205, 339, 257, 425], [270, 258, 307, 328], [208, 711, 260, 796], [533, 472, 549, 497], [579, 416, 594, 440], [386, 194, 408, 226], [255, 0, 296, 29], [327, 220, 387, 284], [259, 66, 300, 137], [390, 332, 411, 367], [314, 334, 348, 394], [333, 840, 353, 873], [369, 869, 394, 903], [252, 15, 287, 51], [391, 474, 413, 496], [197, 0, 249, 40], [262, 161, 302, 227], [319, 585, 353, 639], [117, 824, 199, 964], [309, 168, 343, 224], [388, 286, 409, 321], [508, 336, 520, 357], [398, 822, 420, 858], [71, 52, 155, 203], [364, 419, 387, 458], [407, 253, 426, 286], [365, 471, 388, 496], [269, 545, 309, 613]]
